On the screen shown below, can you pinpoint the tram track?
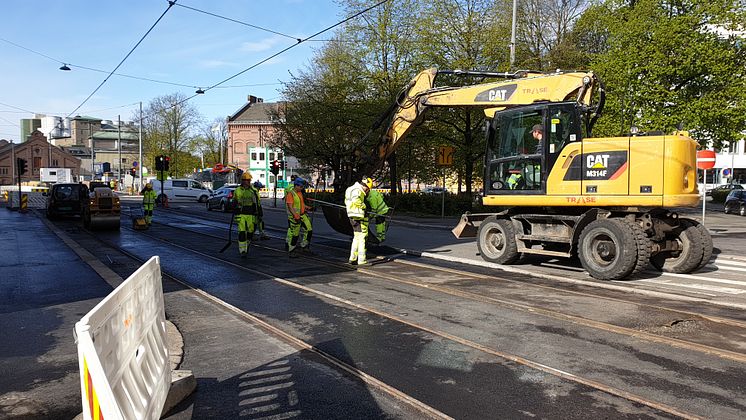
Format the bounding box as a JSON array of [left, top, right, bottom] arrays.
[[88, 207, 746, 418], [141, 206, 746, 361]]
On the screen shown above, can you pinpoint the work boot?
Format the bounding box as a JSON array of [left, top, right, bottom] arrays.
[[356, 260, 370, 267], [347, 260, 358, 266], [240, 251, 247, 259]]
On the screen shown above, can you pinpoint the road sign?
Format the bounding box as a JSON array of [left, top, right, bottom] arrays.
[[437, 146, 454, 166], [696, 150, 716, 170], [133, 161, 138, 167], [723, 168, 731, 176]]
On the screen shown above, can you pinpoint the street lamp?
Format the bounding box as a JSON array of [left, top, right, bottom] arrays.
[[59, 63, 71, 71]]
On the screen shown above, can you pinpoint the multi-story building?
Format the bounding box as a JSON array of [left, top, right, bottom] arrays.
[[227, 96, 286, 188]]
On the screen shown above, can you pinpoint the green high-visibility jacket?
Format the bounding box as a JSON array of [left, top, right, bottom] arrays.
[[365, 189, 388, 215]]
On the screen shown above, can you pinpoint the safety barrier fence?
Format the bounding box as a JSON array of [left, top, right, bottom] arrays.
[[74, 256, 171, 420]]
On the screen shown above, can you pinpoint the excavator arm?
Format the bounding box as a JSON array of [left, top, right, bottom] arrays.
[[375, 68, 603, 162]]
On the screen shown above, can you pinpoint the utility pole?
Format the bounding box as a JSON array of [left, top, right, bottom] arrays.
[[117, 115, 122, 190], [139, 102, 143, 189], [510, 0, 518, 69], [89, 121, 95, 181]]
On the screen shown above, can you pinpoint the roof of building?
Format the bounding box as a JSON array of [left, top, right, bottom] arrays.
[[72, 115, 102, 122], [228, 101, 284, 124], [92, 131, 139, 141]]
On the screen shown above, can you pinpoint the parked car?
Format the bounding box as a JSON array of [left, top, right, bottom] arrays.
[[206, 185, 238, 212], [705, 183, 743, 196], [154, 179, 212, 203], [44, 182, 87, 219], [724, 190, 746, 216]]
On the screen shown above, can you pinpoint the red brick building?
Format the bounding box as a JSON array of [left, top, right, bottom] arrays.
[[0, 131, 81, 185], [227, 96, 286, 187]]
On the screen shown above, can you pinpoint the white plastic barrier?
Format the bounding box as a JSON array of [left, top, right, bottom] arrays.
[[75, 256, 171, 420]]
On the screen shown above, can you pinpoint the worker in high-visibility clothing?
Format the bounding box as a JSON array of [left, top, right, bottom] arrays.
[[141, 182, 157, 225], [285, 177, 313, 257], [253, 181, 270, 240], [507, 169, 524, 190], [365, 188, 389, 243], [232, 172, 260, 257], [345, 177, 372, 265]]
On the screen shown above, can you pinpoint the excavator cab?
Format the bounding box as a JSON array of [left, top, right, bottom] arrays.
[[484, 102, 584, 197]]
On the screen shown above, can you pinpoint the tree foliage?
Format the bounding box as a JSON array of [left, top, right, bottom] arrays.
[[573, 0, 746, 148], [140, 93, 203, 177]]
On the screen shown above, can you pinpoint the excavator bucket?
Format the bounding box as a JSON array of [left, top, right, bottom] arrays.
[[314, 199, 380, 245], [320, 204, 352, 236], [452, 213, 491, 239]]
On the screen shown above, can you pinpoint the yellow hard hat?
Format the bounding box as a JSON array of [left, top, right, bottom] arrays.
[[363, 177, 373, 189], [241, 172, 252, 181]]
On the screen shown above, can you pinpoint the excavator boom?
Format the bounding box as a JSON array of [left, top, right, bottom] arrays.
[[377, 68, 601, 161]]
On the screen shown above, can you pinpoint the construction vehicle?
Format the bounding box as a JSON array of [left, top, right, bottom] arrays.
[[82, 184, 121, 230], [366, 68, 711, 280]]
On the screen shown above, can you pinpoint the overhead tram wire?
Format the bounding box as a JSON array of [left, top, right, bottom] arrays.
[[132, 0, 391, 127], [172, 3, 352, 43], [65, 0, 177, 119], [1, 37, 282, 93], [203, 0, 391, 93]]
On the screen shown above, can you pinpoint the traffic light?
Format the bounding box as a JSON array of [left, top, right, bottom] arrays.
[[271, 159, 279, 175], [163, 156, 170, 171], [280, 160, 286, 170], [130, 167, 137, 177], [155, 155, 163, 171], [16, 157, 27, 175]]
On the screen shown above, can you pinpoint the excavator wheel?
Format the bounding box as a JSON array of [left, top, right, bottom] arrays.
[[688, 219, 713, 270], [650, 218, 709, 273], [477, 217, 520, 264], [578, 218, 642, 280]]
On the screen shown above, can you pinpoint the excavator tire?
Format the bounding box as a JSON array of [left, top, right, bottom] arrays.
[[687, 219, 713, 271], [578, 218, 640, 280], [650, 219, 704, 274], [621, 216, 651, 278], [477, 217, 520, 264]]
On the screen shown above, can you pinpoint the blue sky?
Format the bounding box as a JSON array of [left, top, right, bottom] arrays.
[[0, 0, 343, 140]]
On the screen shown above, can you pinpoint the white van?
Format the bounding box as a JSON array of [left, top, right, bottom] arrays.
[[153, 179, 212, 202]]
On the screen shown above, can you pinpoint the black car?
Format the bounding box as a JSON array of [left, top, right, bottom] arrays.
[[45, 183, 88, 219], [206, 185, 238, 212], [724, 190, 746, 216], [706, 183, 743, 196]]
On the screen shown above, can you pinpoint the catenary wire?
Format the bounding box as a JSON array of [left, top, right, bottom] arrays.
[[0, 37, 284, 92], [66, 0, 177, 118], [134, 0, 391, 125]]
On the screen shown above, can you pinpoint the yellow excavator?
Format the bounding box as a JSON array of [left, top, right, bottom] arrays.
[[371, 68, 711, 280]]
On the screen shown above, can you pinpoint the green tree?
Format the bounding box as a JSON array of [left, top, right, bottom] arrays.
[[573, 0, 746, 148], [140, 93, 203, 177]]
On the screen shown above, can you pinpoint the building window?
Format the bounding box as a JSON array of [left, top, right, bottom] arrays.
[[259, 152, 265, 161], [0, 167, 8, 175], [52, 159, 59, 166], [251, 152, 257, 160], [33, 156, 42, 168], [277, 152, 283, 160], [122, 158, 128, 164], [269, 152, 275, 161]]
